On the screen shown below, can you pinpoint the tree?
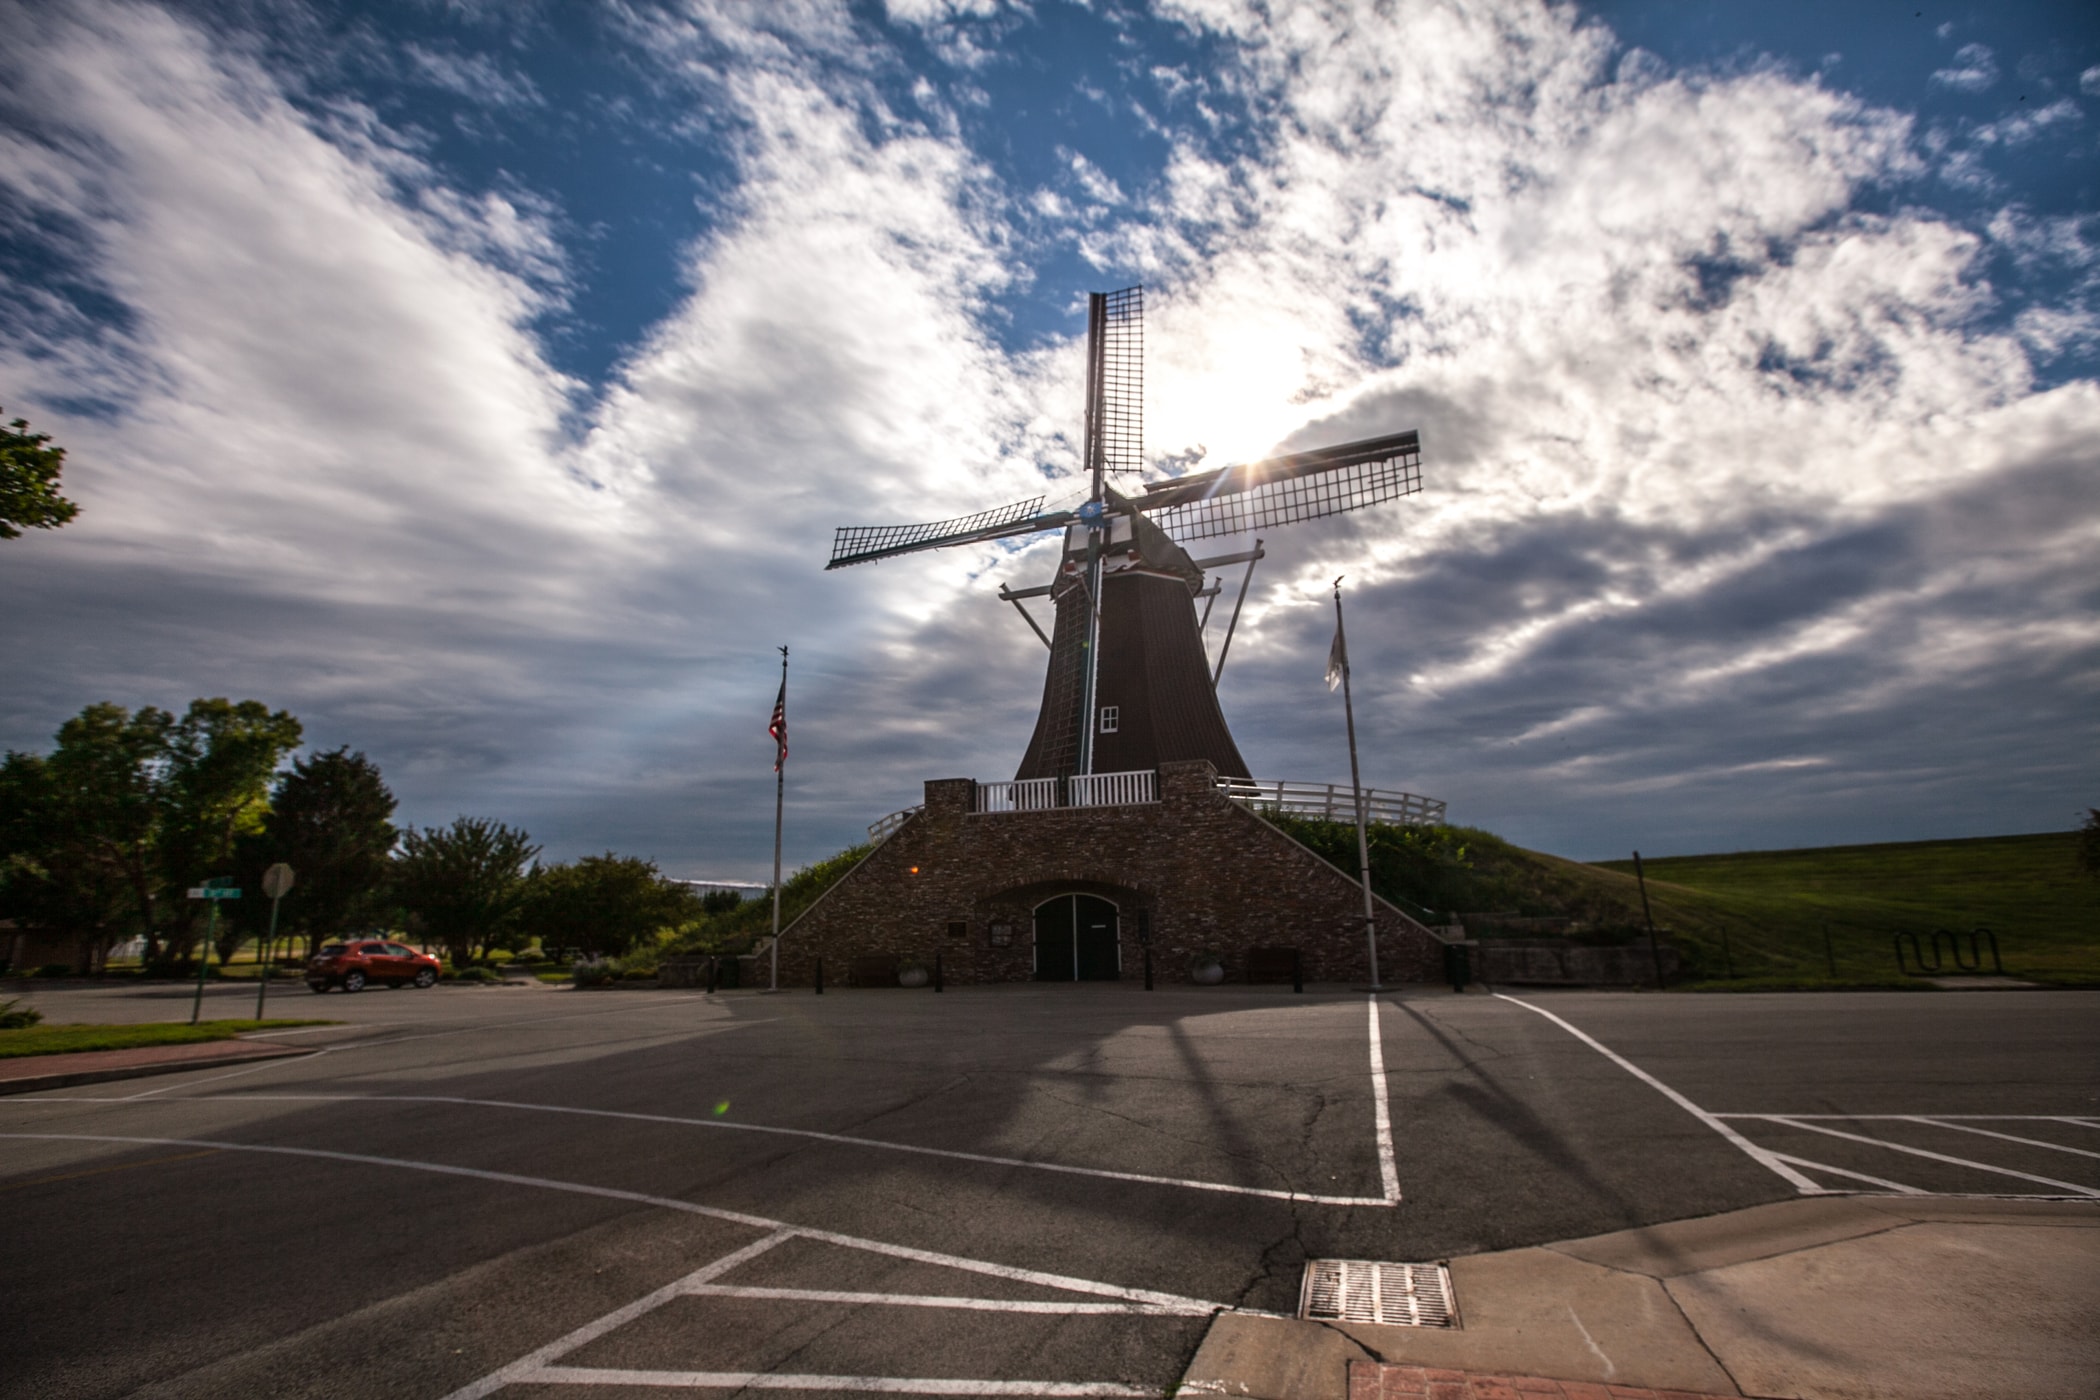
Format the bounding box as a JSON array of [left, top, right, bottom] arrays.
[[519, 854, 700, 961], [155, 699, 303, 963], [392, 817, 539, 966], [0, 705, 174, 969], [2080, 809, 2100, 879], [256, 748, 398, 957], [1, 409, 80, 539]]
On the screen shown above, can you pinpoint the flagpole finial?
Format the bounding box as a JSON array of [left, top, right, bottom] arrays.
[[1333, 575, 1344, 594]]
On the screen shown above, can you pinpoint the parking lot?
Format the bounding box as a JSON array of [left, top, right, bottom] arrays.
[[2, 981, 2094, 1399]]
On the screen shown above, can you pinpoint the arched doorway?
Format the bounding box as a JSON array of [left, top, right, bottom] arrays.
[[1033, 894, 1120, 982]]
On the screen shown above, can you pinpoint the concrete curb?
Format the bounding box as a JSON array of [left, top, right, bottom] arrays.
[[1181, 1195, 2100, 1400], [0, 1041, 314, 1096]]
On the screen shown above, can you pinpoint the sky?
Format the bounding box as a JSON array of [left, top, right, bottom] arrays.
[[2, 0, 2096, 880]]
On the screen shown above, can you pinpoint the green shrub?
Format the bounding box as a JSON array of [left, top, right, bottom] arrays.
[[572, 961, 615, 988], [621, 963, 655, 980], [444, 966, 501, 984], [33, 963, 70, 978], [0, 998, 44, 1029]]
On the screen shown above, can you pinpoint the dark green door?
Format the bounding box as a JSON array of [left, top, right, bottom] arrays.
[[1075, 897, 1119, 980], [1034, 895, 1119, 982]]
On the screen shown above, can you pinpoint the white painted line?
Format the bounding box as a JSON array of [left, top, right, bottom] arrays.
[[679, 1285, 1211, 1315], [1367, 996, 1401, 1203], [523, 1368, 1156, 1395], [0, 1130, 1235, 1315], [122, 1049, 333, 1099], [62, 1091, 1393, 1208], [1906, 1118, 2100, 1160], [1738, 1116, 2100, 1162], [1490, 993, 1823, 1194], [1766, 1151, 1927, 1195], [439, 1232, 794, 1400], [1717, 1114, 2100, 1123], [1761, 1116, 2100, 1197]]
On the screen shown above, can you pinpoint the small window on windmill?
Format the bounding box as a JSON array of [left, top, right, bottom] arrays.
[[1099, 705, 1119, 734], [947, 920, 968, 941]]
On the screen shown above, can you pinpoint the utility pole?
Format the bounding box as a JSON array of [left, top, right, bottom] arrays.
[[1332, 578, 1380, 990], [769, 646, 788, 993], [1632, 851, 1665, 991]]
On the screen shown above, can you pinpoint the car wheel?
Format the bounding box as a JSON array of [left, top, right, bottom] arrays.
[[343, 970, 366, 993], [413, 968, 436, 989]]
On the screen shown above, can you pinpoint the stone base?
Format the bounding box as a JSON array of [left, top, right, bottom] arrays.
[[766, 761, 1448, 987]]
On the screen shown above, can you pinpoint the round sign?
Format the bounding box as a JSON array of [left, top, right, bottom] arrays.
[[262, 863, 296, 900]]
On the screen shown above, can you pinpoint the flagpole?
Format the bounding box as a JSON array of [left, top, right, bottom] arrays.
[[1333, 578, 1380, 990], [770, 645, 787, 993]]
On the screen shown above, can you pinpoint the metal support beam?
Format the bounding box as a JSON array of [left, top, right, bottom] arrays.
[[1211, 538, 1264, 688], [999, 583, 1053, 650]]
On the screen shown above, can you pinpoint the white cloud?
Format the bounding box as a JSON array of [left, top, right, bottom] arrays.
[[1931, 42, 1998, 93], [0, 0, 2092, 868]]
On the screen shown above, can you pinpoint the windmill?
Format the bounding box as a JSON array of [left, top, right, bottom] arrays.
[[828, 286, 1421, 783]]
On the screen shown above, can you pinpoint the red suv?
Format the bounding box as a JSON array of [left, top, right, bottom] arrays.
[[307, 940, 442, 993]]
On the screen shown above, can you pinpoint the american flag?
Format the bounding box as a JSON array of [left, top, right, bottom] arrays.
[[768, 678, 788, 772]]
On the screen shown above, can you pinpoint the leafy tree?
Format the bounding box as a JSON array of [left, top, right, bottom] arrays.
[[0, 705, 174, 968], [1, 409, 81, 539], [393, 817, 539, 966], [2080, 809, 2100, 879], [519, 854, 700, 961], [256, 747, 398, 957], [700, 888, 744, 916], [155, 700, 303, 963]]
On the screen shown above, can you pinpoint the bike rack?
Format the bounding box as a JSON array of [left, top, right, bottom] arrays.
[[1895, 927, 2003, 976]]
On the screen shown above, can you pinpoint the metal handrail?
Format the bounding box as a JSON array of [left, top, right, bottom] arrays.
[[1217, 777, 1446, 826], [867, 806, 921, 844]]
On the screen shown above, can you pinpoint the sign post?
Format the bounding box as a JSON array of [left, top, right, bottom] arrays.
[[185, 878, 241, 1025], [256, 864, 295, 1020]]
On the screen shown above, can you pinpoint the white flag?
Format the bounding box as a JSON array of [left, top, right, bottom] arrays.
[[1325, 625, 1347, 691]]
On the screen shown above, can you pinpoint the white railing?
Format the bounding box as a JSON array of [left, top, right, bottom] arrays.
[[867, 806, 921, 844], [1068, 769, 1157, 808], [973, 777, 1062, 814], [1217, 778, 1446, 826]]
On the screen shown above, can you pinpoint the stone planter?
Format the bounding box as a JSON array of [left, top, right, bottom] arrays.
[[898, 966, 930, 988]]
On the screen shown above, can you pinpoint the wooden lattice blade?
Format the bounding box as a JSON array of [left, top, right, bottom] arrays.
[[1139, 429, 1421, 542], [826, 495, 1073, 569]]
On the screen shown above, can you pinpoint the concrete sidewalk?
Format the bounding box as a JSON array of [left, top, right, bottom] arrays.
[[1183, 1195, 2099, 1400], [0, 1036, 315, 1095]]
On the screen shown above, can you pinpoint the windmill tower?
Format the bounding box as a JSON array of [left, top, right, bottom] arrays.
[[828, 286, 1422, 782]]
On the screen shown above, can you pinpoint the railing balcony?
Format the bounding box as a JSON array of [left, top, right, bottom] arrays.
[[972, 770, 1157, 814], [1217, 777, 1446, 826], [973, 777, 1062, 813], [1068, 769, 1156, 808]]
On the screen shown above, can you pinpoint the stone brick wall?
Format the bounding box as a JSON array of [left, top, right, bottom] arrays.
[[762, 760, 1450, 987]]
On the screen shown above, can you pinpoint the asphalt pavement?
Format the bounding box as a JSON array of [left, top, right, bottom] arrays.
[[0, 981, 2093, 1399]]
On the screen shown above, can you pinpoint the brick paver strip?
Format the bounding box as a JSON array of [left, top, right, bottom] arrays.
[[1350, 1361, 1736, 1400], [0, 1038, 310, 1094]]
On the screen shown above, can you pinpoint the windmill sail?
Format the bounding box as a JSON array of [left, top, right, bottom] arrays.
[[823, 285, 1424, 787], [827, 495, 1059, 570], [1138, 429, 1421, 542]]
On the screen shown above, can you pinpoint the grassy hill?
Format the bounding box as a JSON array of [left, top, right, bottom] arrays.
[[1592, 832, 2099, 987], [1266, 815, 2098, 988]]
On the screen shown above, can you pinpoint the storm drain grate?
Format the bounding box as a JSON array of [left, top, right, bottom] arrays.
[[1298, 1260, 1457, 1328]]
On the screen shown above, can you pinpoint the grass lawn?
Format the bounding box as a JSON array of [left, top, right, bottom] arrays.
[[0, 1020, 333, 1059], [1594, 832, 2100, 987]]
